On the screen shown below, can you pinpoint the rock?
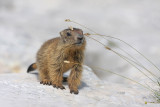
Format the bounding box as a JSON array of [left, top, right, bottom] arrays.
[[0, 66, 158, 107]]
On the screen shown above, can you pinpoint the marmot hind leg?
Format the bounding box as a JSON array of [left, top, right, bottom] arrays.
[[39, 68, 51, 85]]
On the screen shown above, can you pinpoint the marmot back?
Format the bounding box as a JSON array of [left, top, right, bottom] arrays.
[[27, 28, 86, 94]]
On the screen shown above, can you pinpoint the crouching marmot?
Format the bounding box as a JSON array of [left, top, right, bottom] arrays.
[[27, 28, 86, 94]]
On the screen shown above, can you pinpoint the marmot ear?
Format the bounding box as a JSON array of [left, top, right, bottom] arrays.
[[60, 31, 66, 43], [60, 31, 64, 36]]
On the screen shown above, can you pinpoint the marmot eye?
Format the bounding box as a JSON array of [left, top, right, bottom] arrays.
[[67, 32, 71, 36]]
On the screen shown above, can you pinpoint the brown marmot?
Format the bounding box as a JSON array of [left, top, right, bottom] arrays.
[[27, 28, 86, 94]]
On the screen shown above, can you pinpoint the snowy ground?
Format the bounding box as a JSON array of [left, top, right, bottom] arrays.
[[0, 66, 157, 107], [0, 0, 160, 106]]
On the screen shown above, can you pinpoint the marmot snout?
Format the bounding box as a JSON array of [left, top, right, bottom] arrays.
[[27, 28, 86, 94]]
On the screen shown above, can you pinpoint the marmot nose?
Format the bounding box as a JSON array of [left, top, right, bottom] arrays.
[[78, 37, 83, 40], [77, 35, 83, 40]]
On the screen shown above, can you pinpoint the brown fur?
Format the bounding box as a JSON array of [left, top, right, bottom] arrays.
[[28, 28, 86, 94], [32, 63, 37, 69]]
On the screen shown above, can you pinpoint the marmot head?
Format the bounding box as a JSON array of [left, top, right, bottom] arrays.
[[60, 28, 85, 46]]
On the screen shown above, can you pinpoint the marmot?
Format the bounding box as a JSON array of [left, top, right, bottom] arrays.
[[27, 28, 86, 94]]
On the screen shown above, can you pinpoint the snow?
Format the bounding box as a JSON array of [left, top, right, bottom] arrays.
[[0, 0, 160, 106], [0, 66, 157, 107]]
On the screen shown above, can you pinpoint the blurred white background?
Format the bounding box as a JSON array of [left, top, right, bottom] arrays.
[[0, 0, 160, 83]]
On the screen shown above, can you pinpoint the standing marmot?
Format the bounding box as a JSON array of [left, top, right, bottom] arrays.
[[27, 28, 86, 94]]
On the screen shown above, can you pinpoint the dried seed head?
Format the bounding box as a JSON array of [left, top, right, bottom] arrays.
[[105, 46, 111, 50], [84, 33, 91, 36], [65, 19, 71, 22], [64, 60, 71, 64], [69, 26, 73, 30]]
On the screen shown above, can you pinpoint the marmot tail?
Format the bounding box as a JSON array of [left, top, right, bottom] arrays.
[[27, 63, 37, 73]]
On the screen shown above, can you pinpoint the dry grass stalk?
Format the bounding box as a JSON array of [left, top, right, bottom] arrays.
[[65, 19, 160, 102]]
